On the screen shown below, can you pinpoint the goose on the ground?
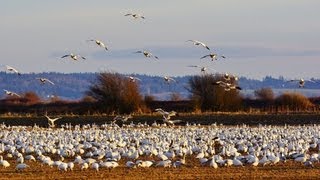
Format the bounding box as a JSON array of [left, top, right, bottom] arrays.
[[186, 40, 210, 50], [87, 39, 108, 51], [3, 89, 21, 97], [61, 53, 86, 61], [201, 53, 225, 61], [36, 78, 55, 85], [134, 50, 158, 59], [5, 65, 21, 75]]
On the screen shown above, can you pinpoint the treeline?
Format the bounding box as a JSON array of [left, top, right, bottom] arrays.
[[1, 72, 320, 100], [0, 73, 319, 116]]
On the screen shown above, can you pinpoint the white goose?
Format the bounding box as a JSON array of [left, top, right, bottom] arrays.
[[3, 89, 21, 97], [87, 39, 108, 51], [287, 78, 316, 88], [186, 40, 210, 50], [61, 53, 86, 61], [125, 13, 145, 19], [126, 76, 142, 82], [5, 65, 21, 75], [134, 50, 159, 59], [188, 65, 215, 73], [201, 53, 226, 61], [45, 115, 62, 128], [163, 76, 176, 83], [213, 81, 242, 91], [36, 78, 55, 85]]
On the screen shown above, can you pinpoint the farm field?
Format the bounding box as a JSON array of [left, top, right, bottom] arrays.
[[0, 160, 320, 179], [1, 117, 320, 179]]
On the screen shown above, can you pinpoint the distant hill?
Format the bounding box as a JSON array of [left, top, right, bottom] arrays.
[[1, 72, 319, 100]]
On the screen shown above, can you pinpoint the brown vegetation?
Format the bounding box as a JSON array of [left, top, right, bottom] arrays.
[[188, 74, 242, 112], [275, 92, 314, 111], [86, 72, 145, 114]]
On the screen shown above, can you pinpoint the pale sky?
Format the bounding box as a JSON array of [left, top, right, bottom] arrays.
[[1, 0, 320, 79]]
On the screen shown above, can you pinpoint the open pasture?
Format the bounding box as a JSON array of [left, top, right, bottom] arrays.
[[1, 120, 320, 179]]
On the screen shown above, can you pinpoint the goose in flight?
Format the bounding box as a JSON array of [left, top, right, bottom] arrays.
[[112, 114, 133, 124], [134, 50, 159, 59], [5, 65, 21, 75], [200, 53, 226, 61], [45, 115, 62, 128], [163, 76, 176, 83], [224, 73, 238, 81], [3, 89, 21, 97], [155, 108, 177, 120], [186, 40, 210, 50], [126, 76, 141, 82], [188, 65, 215, 73], [155, 108, 181, 126], [162, 117, 182, 126], [61, 53, 86, 61], [87, 39, 108, 51], [36, 78, 55, 85], [213, 81, 242, 91], [287, 78, 317, 88], [125, 13, 145, 19]]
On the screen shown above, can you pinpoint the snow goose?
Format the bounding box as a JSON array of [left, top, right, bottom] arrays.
[[213, 81, 242, 91], [3, 89, 21, 97], [61, 53, 86, 61], [188, 65, 215, 73], [16, 163, 29, 171], [58, 162, 68, 171], [36, 78, 54, 85], [126, 161, 136, 168], [186, 40, 210, 50], [91, 162, 99, 171], [87, 39, 108, 51], [0, 156, 10, 168], [126, 76, 141, 82], [68, 162, 74, 171], [201, 53, 225, 61], [45, 115, 62, 128], [134, 50, 158, 59], [81, 162, 89, 170], [5, 65, 21, 75], [125, 13, 145, 19], [163, 76, 176, 83]]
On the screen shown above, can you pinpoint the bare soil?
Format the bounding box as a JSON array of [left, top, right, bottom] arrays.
[[1, 159, 320, 179]]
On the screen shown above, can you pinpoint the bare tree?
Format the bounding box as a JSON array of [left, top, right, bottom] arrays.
[[187, 74, 242, 112], [254, 87, 275, 101], [86, 72, 144, 114]]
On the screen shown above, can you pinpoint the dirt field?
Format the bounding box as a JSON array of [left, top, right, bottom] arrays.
[[1, 159, 320, 179], [2, 114, 320, 179]]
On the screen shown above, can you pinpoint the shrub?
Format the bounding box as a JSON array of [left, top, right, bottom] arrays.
[[254, 87, 274, 101], [86, 72, 144, 114], [276, 92, 314, 110], [187, 74, 242, 112]]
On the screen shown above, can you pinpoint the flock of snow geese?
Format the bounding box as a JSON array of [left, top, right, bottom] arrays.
[[0, 122, 320, 172], [1, 11, 320, 174]]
